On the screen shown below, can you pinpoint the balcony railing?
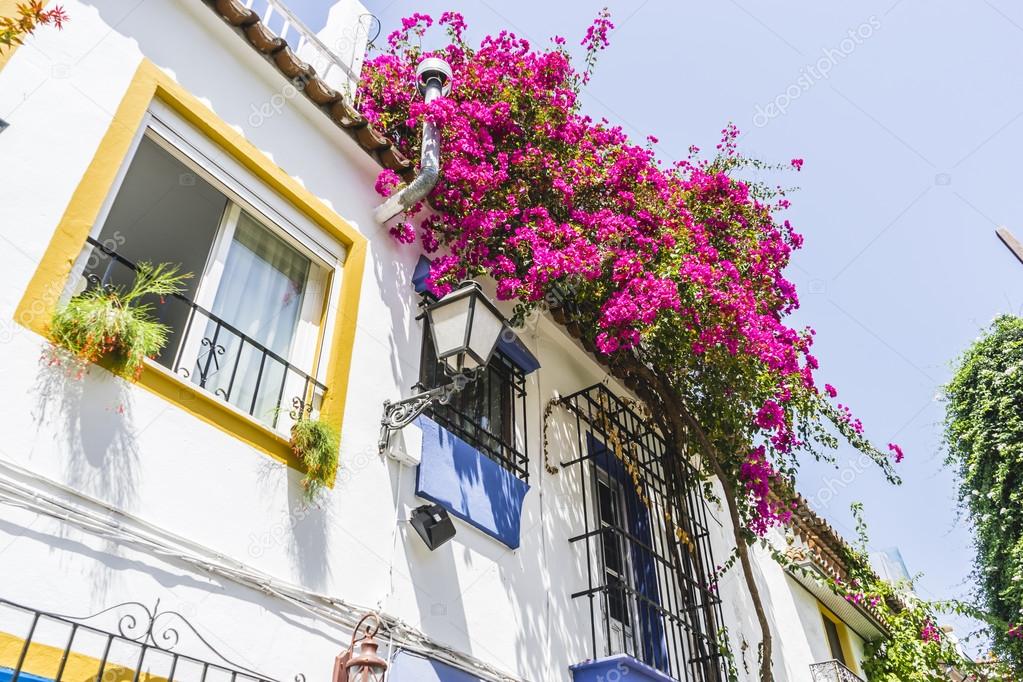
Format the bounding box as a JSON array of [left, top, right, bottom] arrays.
[[81, 237, 327, 434], [241, 0, 379, 103], [810, 660, 865, 682], [0, 597, 276, 682]]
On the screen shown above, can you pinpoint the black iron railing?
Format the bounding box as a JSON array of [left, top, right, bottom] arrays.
[[0, 598, 277, 682], [810, 660, 865, 682], [82, 237, 327, 430], [418, 317, 529, 480], [561, 383, 726, 682]]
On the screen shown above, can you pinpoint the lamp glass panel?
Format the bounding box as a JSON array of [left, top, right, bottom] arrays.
[[347, 665, 384, 682], [467, 301, 504, 364], [429, 294, 472, 358]]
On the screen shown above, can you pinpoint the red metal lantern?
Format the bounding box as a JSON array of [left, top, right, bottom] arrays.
[[332, 614, 387, 682]]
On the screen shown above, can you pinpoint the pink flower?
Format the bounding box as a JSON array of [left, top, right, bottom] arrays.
[[755, 400, 784, 431], [920, 619, 940, 644], [888, 443, 904, 463], [791, 158, 804, 171], [389, 222, 416, 244], [374, 169, 403, 197], [824, 383, 837, 398]]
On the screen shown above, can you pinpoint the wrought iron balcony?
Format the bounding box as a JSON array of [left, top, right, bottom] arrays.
[[0, 597, 276, 682], [80, 237, 327, 434], [810, 660, 865, 682]]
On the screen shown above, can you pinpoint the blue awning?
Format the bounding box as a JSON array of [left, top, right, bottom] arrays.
[[412, 256, 540, 375], [389, 650, 486, 682], [415, 416, 530, 549]]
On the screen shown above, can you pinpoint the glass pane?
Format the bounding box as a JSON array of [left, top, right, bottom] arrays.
[[430, 295, 471, 360], [198, 213, 311, 423], [87, 135, 228, 366], [467, 301, 503, 364], [823, 617, 846, 664]]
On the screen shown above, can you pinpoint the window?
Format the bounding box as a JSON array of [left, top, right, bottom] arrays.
[[595, 471, 637, 650], [562, 384, 727, 682], [822, 611, 848, 665], [70, 104, 341, 436], [418, 315, 528, 480], [16, 64, 366, 470]]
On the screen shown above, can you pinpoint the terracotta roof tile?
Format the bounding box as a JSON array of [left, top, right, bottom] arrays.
[[203, 0, 416, 181]]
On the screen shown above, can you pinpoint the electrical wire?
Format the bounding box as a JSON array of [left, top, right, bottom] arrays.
[[0, 458, 522, 682]]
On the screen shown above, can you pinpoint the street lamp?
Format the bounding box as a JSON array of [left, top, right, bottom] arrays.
[[332, 613, 388, 682], [378, 281, 506, 453]]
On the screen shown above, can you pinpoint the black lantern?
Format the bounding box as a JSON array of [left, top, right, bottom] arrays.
[[378, 282, 506, 453], [425, 281, 506, 375]]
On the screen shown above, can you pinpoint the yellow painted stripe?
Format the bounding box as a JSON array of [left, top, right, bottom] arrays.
[[14, 59, 367, 478], [818, 601, 863, 676], [0, 630, 169, 682]]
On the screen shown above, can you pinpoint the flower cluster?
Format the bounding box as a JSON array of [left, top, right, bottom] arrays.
[[920, 619, 941, 644], [360, 11, 901, 534]]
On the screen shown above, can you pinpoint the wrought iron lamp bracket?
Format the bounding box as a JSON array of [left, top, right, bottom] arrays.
[[378, 369, 478, 453]]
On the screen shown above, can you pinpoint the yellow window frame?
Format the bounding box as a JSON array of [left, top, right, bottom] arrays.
[[14, 59, 367, 482], [818, 602, 863, 676]]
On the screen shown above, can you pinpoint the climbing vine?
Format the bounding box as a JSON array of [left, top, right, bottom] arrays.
[[776, 503, 1011, 680], [360, 12, 903, 679], [945, 315, 1023, 676]]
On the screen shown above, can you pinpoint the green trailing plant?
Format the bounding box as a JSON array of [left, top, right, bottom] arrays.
[[50, 262, 189, 381], [774, 503, 1011, 681], [945, 314, 1023, 676], [290, 417, 339, 501]]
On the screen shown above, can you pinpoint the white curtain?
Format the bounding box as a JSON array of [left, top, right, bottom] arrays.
[[194, 212, 310, 424]]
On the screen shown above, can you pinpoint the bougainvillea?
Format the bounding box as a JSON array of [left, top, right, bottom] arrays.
[[945, 315, 1023, 675], [778, 504, 1009, 681], [0, 1, 67, 52], [360, 12, 902, 678]]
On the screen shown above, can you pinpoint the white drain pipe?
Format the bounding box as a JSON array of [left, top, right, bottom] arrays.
[[374, 57, 453, 224]]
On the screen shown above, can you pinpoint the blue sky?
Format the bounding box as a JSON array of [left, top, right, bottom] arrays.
[[291, 0, 1023, 649]]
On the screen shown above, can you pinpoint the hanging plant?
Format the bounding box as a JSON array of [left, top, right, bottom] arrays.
[[290, 417, 340, 501], [50, 262, 190, 381]]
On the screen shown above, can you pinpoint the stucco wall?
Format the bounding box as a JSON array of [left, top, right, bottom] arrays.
[[0, 3, 872, 681]]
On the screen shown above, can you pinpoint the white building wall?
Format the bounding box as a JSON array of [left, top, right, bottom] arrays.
[[0, 2, 871, 681]]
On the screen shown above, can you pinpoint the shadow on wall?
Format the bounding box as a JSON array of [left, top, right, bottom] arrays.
[[252, 458, 334, 592], [29, 347, 141, 599], [31, 349, 140, 511], [511, 405, 592, 679]]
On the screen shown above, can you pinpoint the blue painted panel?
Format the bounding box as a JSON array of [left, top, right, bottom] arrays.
[[587, 434, 669, 673], [411, 255, 433, 294], [496, 333, 540, 374], [411, 256, 540, 375], [570, 654, 676, 682], [0, 668, 53, 682], [389, 651, 484, 682], [416, 416, 530, 549]]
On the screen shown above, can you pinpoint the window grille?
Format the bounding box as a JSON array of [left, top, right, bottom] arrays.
[[418, 317, 529, 481], [561, 383, 726, 682]]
